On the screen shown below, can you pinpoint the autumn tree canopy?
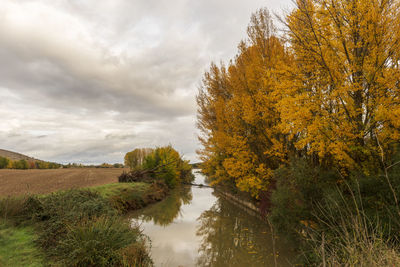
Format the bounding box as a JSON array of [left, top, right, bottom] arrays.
[[280, 0, 400, 172], [197, 8, 293, 197], [197, 1, 400, 197]]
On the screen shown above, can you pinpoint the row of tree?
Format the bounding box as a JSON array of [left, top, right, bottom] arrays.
[[0, 157, 127, 170], [62, 163, 125, 168], [197, 1, 400, 198], [0, 156, 62, 169]]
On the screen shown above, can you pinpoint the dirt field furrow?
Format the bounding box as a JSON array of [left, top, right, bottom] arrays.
[[0, 168, 128, 196]]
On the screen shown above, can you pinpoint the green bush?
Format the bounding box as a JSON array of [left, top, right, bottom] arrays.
[[269, 158, 338, 241], [0, 156, 9, 169], [27, 190, 117, 251], [113, 163, 124, 168], [143, 145, 194, 188], [109, 182, 168, 213], [57, 216, 152, 267]]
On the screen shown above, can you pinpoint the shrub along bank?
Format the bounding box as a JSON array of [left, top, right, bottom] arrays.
[[268, 158, 400, 266], [0, 182, 169, 267], [120, 146, 195, 188]]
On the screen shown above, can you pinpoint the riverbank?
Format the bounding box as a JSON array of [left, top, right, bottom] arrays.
[[0, 181, 169, 266], [214, 187, 261, 218]]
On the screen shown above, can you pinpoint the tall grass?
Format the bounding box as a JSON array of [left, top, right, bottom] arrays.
[[0, 196, 28, 223], [57, 216, 152, 267], [27, 190, 117, 251], [304, 186, 400, 266], [269, 158, 400, 266]]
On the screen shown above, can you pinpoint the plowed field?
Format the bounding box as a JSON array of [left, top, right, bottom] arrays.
[[0, 168, 127, 196]]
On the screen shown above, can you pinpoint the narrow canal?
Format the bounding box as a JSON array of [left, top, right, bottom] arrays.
[[130, 170, 294, 267]]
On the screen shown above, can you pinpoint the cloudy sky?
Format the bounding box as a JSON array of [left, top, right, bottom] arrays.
[[0, 0, 292, 164]]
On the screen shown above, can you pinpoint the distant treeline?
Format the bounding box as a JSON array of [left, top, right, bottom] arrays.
[[63, 163, 125, 169], [0, 156, 125, 170], [0, 156, 61, 169]]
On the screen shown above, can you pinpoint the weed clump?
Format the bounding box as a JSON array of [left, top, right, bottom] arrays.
[[57, 216, 151, 267], [28, 190, 117, 251]]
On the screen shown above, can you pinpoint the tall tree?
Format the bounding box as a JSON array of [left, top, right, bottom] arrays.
[[280, 0, 400, 171], [197, 8, 292, 197], [124, 148, 153, 170]]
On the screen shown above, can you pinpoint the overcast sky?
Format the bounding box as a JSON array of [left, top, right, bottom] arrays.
[[0, 0, 292, 164]]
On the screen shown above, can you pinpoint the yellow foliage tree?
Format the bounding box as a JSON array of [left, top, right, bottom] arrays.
[[124, 148, 153, 170], [197, 9, 293, 197], [198, 1, 400, 198], [279, 0, 400, 171]]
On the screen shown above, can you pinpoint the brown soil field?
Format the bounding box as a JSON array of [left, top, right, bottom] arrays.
[[0, 168, 127, 196]]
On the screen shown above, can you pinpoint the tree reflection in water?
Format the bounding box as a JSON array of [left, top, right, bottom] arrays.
[[134, 186, 193, 226], [196, 193, 289, 267]]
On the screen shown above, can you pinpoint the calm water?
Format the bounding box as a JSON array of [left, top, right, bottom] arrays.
[[130, 171, 294, 267]]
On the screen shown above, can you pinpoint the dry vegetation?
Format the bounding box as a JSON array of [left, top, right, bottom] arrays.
[[0, 168, 127, 196]]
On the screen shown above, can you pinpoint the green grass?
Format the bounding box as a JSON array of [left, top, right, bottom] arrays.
[[0, 221, 45, 267], [90, 182, 150, 199], [90, 182, 167, 213]]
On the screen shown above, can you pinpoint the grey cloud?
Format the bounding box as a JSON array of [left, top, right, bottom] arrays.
[[6, 132, 21, 138], [105, 133, 136, 141], [0, 0, 292, 163]]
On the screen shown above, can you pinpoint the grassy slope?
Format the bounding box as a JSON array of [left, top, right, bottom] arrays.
[[0, 182, 164, 267]]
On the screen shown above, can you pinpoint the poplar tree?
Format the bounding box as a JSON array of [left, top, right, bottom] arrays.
[[280, 0, 400, 171]]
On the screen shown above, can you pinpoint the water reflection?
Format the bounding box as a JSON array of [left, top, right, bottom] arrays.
[[131, 172, 293, 267], [196, 194, 291, 266], [136, 186, 193, 226]]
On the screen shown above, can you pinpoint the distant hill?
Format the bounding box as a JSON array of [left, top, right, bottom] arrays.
[[0, 149, 39, 162]]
